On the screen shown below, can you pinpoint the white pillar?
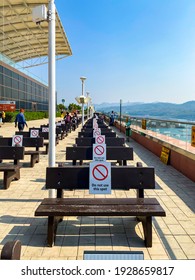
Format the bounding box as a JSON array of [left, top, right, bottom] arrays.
[[80, 77, 86, 127], [48, 0, 56, 198], [82, 81, 84, 127]]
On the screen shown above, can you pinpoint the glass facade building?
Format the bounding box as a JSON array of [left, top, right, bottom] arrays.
[[0, 60, 49, 111]]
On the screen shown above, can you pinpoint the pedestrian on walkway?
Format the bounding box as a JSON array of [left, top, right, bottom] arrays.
[[0, 111, 2, 127], [15, 108, 28, 131]]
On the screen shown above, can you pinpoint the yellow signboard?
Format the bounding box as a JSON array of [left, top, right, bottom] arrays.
[[191, 126, 195, 147], [142, 119, 146, 130], [160, 146, 170, 165]]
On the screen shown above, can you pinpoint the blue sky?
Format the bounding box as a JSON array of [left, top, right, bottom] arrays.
[[28, 0, 195, 106]]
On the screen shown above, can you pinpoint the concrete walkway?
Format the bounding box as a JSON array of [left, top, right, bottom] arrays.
[[0, 119, 194, 260]]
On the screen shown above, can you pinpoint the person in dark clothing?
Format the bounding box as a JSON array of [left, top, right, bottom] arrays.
[[109, 111, 115, 126], [15, 108, 28, 131]]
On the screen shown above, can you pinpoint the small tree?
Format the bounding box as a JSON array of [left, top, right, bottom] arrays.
[[68, 103, 81, 112], [57, 104, 66, 112]]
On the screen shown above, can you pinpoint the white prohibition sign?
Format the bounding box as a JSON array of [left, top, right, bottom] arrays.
[[13, 135, 22, 145], [96, 135, 105, 144], [94, 145, 104, 156], [94, 130, 100, 136], [31, 130, 39, 137]]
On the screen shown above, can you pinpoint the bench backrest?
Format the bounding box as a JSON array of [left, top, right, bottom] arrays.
[[66, 146, 133, 160], [78, 131, 116, 138], [46, 166, 155, 190], [83, 124, 108, 129], [16, 131, 49, 140], [75, 137, 125, 146], [0, 146, 24, 160], [81, 128, 112, 132], [0, 137, 44, 147]]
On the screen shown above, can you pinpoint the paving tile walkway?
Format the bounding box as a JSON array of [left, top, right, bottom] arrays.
[[0, 119, 194, 260]]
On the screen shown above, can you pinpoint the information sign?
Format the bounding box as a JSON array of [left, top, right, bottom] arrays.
[[89, 161, 111, 194]]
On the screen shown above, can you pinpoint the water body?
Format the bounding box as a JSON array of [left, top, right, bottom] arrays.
[[150, 126, 192, 143], [127, 115, 194, 143]]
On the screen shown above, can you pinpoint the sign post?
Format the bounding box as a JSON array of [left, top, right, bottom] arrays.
[[89, 162, 111, 194]]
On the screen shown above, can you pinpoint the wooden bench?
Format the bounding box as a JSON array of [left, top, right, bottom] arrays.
[[66, 146, 133, 165], [35, 166, 166, 247], [75, 137, 125, 146], [15, 130, 58, 155], [0, 146, 24, 189], [83, 124, 108, 129], [0, 240, 21, 260], [0, 137, 44, 168], [78, 131, 117, 138], [41, 124, 67, 140], [81, 128, 112, 132]]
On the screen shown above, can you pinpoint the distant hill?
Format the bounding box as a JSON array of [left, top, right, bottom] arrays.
[[96, 101, 195, 121]]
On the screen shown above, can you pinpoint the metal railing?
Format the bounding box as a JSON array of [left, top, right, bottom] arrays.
[[102, 113, 195, 153]]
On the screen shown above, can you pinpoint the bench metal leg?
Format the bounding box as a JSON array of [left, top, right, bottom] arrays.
[[4, 170, 20, 189], [47, 216, 63, 247], [137, 216, 152, 247], [136, 189, 144, 198], [30, 154, 39, 167]]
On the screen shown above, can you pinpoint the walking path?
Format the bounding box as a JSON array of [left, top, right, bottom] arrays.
[[0, 118, 194, 260]]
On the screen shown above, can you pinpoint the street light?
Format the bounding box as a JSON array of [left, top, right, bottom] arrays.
[[86, 92, 91, 119], [80, 76, 86, 127]]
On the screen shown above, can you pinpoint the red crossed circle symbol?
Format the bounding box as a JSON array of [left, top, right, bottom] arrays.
[[14, 136, 22, 145], [94, 130, 100, 136], [92, 164, 108, 181], [31, 130, 38, 137], [94, 145, 104, 156], [96, 135, 104, 144]]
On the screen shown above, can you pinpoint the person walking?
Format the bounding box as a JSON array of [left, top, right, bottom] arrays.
[[2, 111, 5, 124], [109, 111, 115, 126], [15, 108, 28, 131], [0, 111, 2, 127]]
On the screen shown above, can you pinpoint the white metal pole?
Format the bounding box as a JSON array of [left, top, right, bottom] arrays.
[[86, 92, 89, 119], [82, 80, 84, 127], [48, 0, 56, 198]]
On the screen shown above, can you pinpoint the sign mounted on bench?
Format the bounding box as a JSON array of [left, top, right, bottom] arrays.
[[93, 144, 106, 161], [95, 135, 105, 144], [12, 135, 23, 146], [93, 128, 101, 137], [42, 127, 49, 132], [89, 161, 111, 194], [30, 129, 39, 138]]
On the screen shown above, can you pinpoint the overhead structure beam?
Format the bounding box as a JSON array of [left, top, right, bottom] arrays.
[[0, 0, 72, 65]]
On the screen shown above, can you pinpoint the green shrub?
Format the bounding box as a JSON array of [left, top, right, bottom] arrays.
[[4, 111, 49, 122]]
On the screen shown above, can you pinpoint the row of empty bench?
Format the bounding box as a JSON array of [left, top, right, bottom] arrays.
[[35, 116, 166, 248]]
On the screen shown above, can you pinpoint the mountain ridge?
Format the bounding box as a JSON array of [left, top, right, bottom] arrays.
[[95, 100, 195, 121]]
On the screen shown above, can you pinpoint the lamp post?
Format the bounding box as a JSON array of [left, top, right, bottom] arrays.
[[120, 99, 122, 132], [86, 92, 90, 119], [80, 76, 87, 127]]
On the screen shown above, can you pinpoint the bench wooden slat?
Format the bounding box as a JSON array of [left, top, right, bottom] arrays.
[[78, 132, 116, 137], [38, 197, 159, 205], [35, 203, 165, 217], [76, 137, 125, 146], [66, 146, 133, 162], [46, 166, 155, 191]]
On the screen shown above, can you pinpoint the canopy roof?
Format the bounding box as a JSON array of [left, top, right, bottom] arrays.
[[0, 0, 72, 64]]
